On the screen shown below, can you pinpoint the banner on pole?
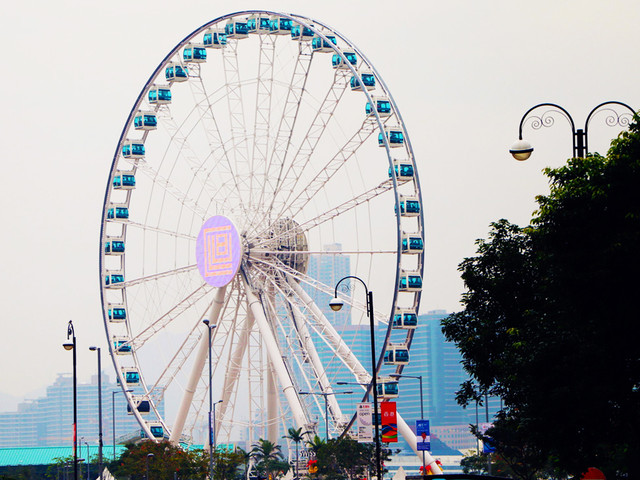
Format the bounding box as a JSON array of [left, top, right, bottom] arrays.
[[416, 419, 430, 451], [381, 402, 397, 443], [357, 403, 373, 443]]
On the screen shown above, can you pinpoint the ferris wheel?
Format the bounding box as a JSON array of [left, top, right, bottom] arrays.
[[100, 10, 431, 460]]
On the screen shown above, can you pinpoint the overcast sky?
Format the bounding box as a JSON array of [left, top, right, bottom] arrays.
[[1, 0, 638, 401]]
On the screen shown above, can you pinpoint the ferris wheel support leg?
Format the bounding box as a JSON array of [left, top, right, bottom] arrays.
[[267, 359, 279, 442], [396, 412, 442, 474], [243, 276, 309, 433], [169, 285, 227, 444]]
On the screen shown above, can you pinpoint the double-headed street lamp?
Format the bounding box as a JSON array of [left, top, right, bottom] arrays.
[[112, 389, 133, 460], [89, 346, 104, 480], [330, 275, 382, 480], [509, 101, 636, 161], [202, 319, 219, 480], [298, 391, 353, 440], [62, 321, 78, 480], [389, 374, 426, 474]]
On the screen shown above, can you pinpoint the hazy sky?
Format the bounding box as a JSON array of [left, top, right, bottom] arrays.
[[1, 0, 638, 400]]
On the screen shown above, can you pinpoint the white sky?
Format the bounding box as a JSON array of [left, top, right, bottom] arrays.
[[1, 0, 638, 399]]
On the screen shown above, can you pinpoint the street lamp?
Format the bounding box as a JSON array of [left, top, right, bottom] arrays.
[[330, 276, 382, 480], [146, 453, 155, 480], [83, 440, 91, 480], [389, 374, 426, 474], [509, 101, 636, 161], [213, 399, 223, 452], [63, 320, 78, 480], [202, 319, 217, 480], [112, 389, 133, 460], [89, 346, 104, 480], [298, 391, 353, 440]]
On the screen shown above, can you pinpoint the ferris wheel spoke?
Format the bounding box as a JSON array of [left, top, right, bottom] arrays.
[[126, 220, 197, 241], [261, 70, 351, 230], [121, 264, 197, 289], [258, 40, 313, 216], [222, 41, 253, 211], [129, 282, 210, 349], [187, 73, 249, 215]]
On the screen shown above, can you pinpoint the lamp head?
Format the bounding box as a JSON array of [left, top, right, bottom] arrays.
[[329, 297, 344, 312], [89, 346, 98, 351], [509, 139, 534, 161], [63, 342, 74, 351], [202, 319, 210, 326]]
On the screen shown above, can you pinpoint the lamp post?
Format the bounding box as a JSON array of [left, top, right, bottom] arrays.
[[298, 391, 353, 440], [84, 440, 91, 480], [509, 101, 636, 161], [390, 374, 426, 474], [111, 389, 133, 460], [202, 319, 217, 480], [330, 276, 382, 480], [89, 346, 104, 480], [63, 320, 78, 480], [213, 399, 222, 452], [146, 453, 154, 480]]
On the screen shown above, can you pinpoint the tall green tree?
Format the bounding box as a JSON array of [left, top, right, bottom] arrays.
[[315, 437, 390, 480], [250, 439, 289, 480], [283, 427, 310, 480], [442, 120, 640, 480]]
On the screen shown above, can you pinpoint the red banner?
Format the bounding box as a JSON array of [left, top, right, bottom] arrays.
[[381, 402, 397, 442]]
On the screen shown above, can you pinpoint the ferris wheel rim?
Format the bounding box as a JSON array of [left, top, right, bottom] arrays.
[[99, 10, 425, 444]]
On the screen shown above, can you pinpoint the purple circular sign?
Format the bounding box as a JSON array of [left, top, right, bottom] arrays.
[[196, 215, 242, 287]]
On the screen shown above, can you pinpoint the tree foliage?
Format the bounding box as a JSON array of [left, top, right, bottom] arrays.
[[108, 440, 208, 480], [442, 120, 640, 480], [313, 437, 391, 480], [250, 438, 289, 480]]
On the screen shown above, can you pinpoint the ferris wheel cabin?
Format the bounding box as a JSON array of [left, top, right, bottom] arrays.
[[107, 204, 129, 220], [113, 172, 136, 190], [401, 233, 424, 254], [383, 344, 410, 365], [399, 270, 423, 292], [141, 422, 165, 439], [396, 195, 420, 216], [121, 367, 140, 385], [121, 140, 145, 159], [183, 43, 207, 63], [366, 96, 392, 117], [291, 24, 314, 40], [376, 378, 400, 399], [133, 112, 157, 131], [269, 16, 292, 34], [332, 49, 357, 69], [311, 35, 337, 52], [203, 28, 227, 48], [107, 304, 127, 322], [113, 336, 132, 355], [225, 20, 249, 39], [104, 238, 125, 255], [393, 308, 419, 329], [378, 126, 405, 147], [148, 85, 172, 104], [247, 14, 272, 33], [389, 159, 415, 181], [127, 396, 150, 415], [165, 62, 188, 83], [105, 272, 125, 288], [350, 71, 376, 91]]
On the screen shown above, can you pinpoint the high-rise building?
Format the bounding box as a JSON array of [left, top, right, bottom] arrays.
[[0, 372, 161, 449]]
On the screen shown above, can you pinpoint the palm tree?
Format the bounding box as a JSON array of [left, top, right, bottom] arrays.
[[283, 427, 310, 480], [250, 438, 285, 480], [306, 434, 325, 456]]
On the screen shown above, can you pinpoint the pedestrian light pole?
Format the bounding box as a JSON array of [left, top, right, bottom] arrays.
[[112, 389, 133, 460], [63, 321, 78, 480], [89, 346, 104, 480], [509, 101, 636, 161], [202, 319, 217, 480], [330, 276, 382, 480]]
